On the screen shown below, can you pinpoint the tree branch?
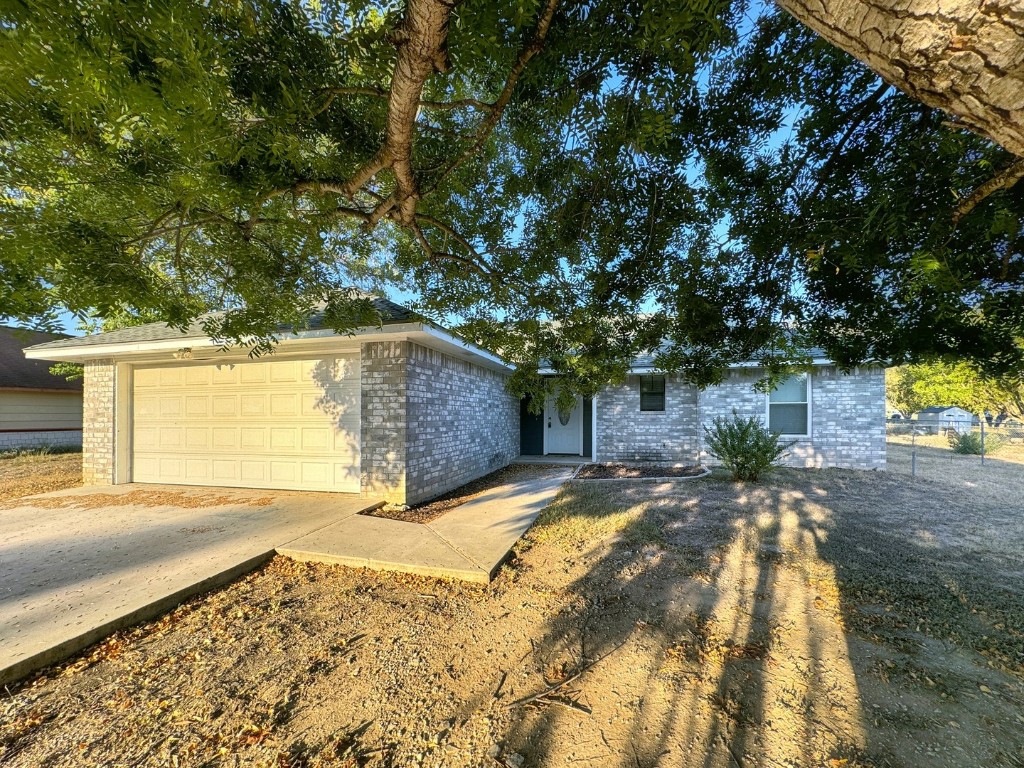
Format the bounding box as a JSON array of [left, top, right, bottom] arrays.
[[952, 158, 1024, 228], [802, 81, 892, 202], [422, 0, 561, 195], [415, 213, 494, 273], [410, 220, 494, 278]]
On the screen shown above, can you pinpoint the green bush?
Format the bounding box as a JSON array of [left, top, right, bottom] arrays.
[[703, 411, 795, 482], [948, 430, 1005, 455]]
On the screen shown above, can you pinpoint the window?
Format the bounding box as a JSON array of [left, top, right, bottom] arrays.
[[768, 374, 810, 435], [640, 375, 666, 412]]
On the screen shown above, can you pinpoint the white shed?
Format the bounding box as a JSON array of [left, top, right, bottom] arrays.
[[913, 406, 975, 434]]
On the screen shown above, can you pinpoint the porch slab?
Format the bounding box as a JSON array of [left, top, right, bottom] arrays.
[[515, 455, 591, 465], [278, 515, 487, 582], [426, 469, 573, 575], [278, 467, 574, 583]]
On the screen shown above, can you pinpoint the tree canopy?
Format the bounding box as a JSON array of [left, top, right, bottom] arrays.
[[886, 362, 1024, 422], [1, 0, 1021, 396]]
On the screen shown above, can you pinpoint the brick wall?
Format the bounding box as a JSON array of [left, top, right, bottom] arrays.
[[82, 359, 116, 485], [696, 366, 886, 470], [405, 342, 519, 505], [359, 341, 408, 501], [0, 430, 82, 451], [596, 375, 700, 463]]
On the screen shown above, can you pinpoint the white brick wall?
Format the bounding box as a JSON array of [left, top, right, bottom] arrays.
[[597, 375, 700, 463], [696, 366, 886, 470], [82, 359, 116, 485], [0, 431, 82, 451], [596, 366, 886, 470], [405, 342, 519, 505]]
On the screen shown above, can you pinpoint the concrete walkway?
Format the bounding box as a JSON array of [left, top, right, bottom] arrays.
[[279, 467, 573, 582], [0, 484, 379, 686]]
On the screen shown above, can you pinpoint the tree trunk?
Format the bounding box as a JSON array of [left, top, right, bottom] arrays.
[[776, 0, 1024, 157]]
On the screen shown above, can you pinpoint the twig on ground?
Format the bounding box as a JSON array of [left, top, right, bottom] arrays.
[[508, 636, 631, 708], [493, 670, 508, 700]]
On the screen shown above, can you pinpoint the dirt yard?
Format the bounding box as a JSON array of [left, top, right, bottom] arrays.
[[3, 460, 1024, 767], [0, 450, 81, 502]]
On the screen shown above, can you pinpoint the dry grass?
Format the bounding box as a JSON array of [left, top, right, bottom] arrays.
[[3, 464, 1024, 767], [886, 440, 1024, 508], [0, 451, 81, 502]]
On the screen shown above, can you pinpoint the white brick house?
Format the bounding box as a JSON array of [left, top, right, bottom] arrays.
[[25, 299, 885, 505], [523, 361, 885, 470]]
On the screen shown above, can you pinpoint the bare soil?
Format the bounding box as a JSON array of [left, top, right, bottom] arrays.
[[0, 451, 81, 503], [365, 464, 569, 524], [575, 463, 705, 479], [3, 465, 1024, 768]]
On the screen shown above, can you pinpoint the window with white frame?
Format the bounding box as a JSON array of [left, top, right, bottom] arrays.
[[768, 374, 810, 436]]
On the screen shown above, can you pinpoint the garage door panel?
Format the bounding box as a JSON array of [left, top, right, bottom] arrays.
[[185, 428, 209, 449], [270, 394, 297, 416], [134, 369, 161, 388], [212, 460, 237, 482], [212, 396, 235, 417], [159, 369, 184, 387], [132, 354, 360, 492], [240, 395, 265, 416], [185, 367, 212, 386], [240, 428, 266, 449], [211, 365, 237, 385], [240, 365, 267, 384], [212, 427, 237, 449], [185, 396, 208, 417], [158, 427, 184, 449]]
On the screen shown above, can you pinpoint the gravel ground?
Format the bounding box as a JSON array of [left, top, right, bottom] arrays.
[[2, 464, 1024, 768], [0, 451, 81, 503]]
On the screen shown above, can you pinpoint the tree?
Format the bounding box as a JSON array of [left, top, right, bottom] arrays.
[[776, 0, 1024, 159], [887, 361, 1024, 421], [692, 10, 1023, 377], [0, 0, 1021, 394]]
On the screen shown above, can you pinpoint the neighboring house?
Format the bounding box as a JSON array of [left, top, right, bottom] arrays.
[[25, 299, 885, 504], [1, 326, 84, 450], [912, 406, 975, 434]]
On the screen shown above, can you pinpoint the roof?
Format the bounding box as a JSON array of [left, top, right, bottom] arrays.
[[24, 297, 419, 354], [629, 347, 830, 370], [917, 406, 970, 414], [0, 327, 83, 391]]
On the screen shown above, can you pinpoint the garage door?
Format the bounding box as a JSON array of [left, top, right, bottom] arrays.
[[132, 354, 360, 492]]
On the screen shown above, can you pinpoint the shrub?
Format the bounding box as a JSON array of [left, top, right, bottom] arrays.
[[948, 430, 1005, 455], [703, 411, 795, 482]]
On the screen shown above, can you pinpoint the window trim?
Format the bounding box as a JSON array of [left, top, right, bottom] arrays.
[[639, 374, 666, 413], [765, 373, 812, 438]]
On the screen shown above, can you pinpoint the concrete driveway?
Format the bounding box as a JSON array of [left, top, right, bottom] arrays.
[[0, 484, 380, 686]]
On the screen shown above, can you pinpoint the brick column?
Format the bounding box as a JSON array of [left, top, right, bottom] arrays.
[[82, 359, 116, 485]]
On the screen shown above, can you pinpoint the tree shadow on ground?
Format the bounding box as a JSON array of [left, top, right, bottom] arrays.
[[497, 468, 1024, 768]]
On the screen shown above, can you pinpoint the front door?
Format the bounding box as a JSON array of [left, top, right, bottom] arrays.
[[544, 395, 583, 455]]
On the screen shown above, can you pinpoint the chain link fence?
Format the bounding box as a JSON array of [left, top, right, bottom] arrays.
[[886, 419, 1024, 481]]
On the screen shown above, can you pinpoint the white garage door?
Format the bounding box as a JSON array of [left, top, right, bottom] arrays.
[[132, 354, 360, 492]]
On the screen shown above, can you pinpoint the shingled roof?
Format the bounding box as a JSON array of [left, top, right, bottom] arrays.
[[24, 297, 420, 353], [0, 327, 83, 391]]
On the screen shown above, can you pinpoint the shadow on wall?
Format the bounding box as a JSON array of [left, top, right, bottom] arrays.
[[497, 468, 1024, 766], [309, 357, 364, 493]]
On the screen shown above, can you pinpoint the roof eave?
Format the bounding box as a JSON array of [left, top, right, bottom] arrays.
[[23, 322, 512, 373]]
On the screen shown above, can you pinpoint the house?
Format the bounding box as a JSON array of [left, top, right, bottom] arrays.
[[0, 326, 84, 451], [25, 300, 885, 504], [912, 406, 975, 434]]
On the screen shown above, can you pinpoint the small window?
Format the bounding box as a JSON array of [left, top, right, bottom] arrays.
[[768, 374, 809, 436], [640, 375, 666, 412]]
